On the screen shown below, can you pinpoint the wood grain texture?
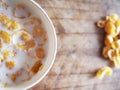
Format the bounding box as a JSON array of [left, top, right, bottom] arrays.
[[29, 0, 120, 90]]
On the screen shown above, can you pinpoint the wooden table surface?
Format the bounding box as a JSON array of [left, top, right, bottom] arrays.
[[29, 0, 120, 90]]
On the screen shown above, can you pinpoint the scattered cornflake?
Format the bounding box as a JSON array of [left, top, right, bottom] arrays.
[[96, 67, 112, 79]]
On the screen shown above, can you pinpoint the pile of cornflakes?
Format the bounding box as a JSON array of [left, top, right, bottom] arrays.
[[96, 14, 120, 79]]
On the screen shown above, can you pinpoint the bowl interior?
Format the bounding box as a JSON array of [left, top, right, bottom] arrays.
[[0, 0, 57, 90]]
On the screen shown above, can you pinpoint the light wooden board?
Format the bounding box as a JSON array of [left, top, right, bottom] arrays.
[[29, 0, 120, 90]]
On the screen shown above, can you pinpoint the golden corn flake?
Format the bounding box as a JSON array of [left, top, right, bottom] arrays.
[[102, 47, 110, 58], [2, 50, 15, 60], [105, 21, 116, 35], [7, 20, 19, 30], [0, 14, 19, 30], [96, 67, 112, 79], [109, 14, 118, 22], [107, 49, 116, 61], [115, 19, 120, 28], [104, 35, 113, 47], [5, 61, 15, 69], [0, 31, 10, 44], [105, 14, 118, 23], [2, 50, 10, 60], [111, 14, 118, 20], [111, 40, 120, 49], [115, 49, 119, 56]]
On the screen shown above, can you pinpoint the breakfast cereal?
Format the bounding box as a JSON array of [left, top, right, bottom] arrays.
[[0, 0, 47, 87]]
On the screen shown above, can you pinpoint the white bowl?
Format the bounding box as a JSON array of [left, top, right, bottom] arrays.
[[1, 0, 57, 90]]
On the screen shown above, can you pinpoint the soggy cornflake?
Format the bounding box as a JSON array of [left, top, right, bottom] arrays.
[[3, 83, 8, 87], [23, 39, 36, 51], [13, 4, 31, 19], [31, 60, 43, 74], [12, 30, 36, 51], [33, 25, 47, 41], [10, 68, 24, 82], [35, 47, 45, 59]]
